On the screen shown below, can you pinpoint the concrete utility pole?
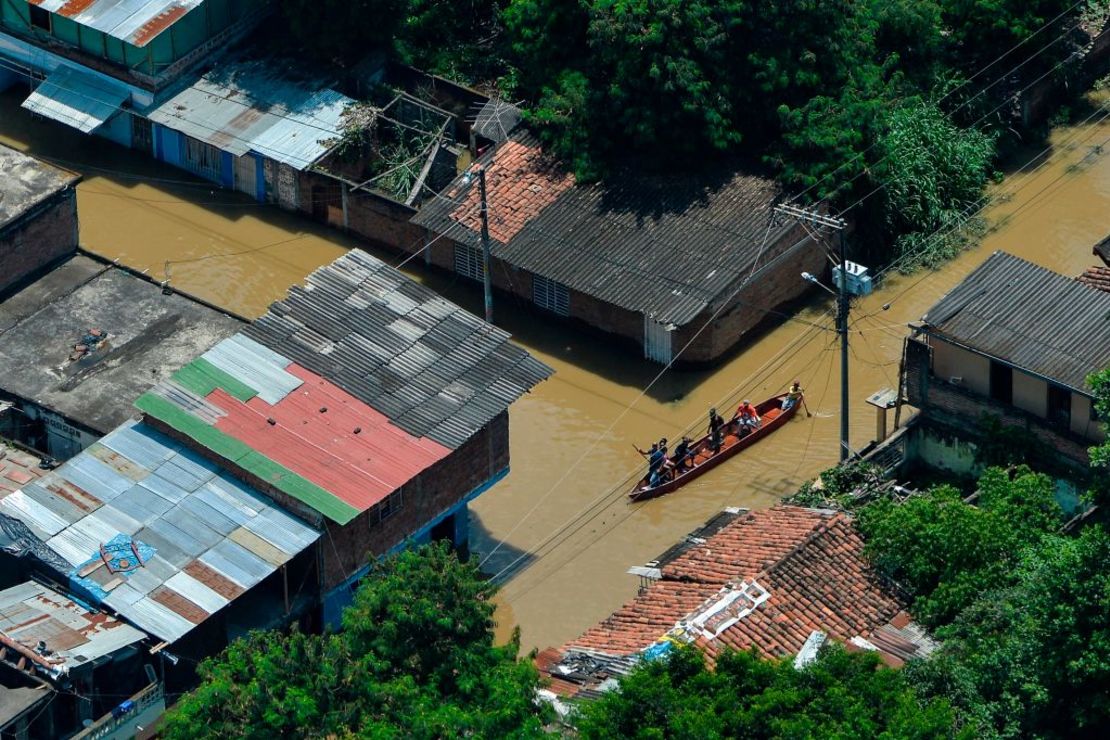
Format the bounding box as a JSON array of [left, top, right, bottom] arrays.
[[773, 203, 851, 462], [478, 167, 493, 324]]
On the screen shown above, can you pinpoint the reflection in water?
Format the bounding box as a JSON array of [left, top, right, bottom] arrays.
[[3, 89, 1109, 652]]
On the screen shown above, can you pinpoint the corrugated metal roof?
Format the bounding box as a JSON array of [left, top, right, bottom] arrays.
[[21, 66, 129, 133], [0, 420, 319, 644], [412, 131, 794, 326], [921, 251, 1110, 393], [472, 99, 522, 143], [147, 61, 353, 170], [34, 0, 203, 48], [0, 580, 146, 680]]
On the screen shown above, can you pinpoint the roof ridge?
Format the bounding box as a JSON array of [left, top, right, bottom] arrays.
[[756, 512, 853, 581]]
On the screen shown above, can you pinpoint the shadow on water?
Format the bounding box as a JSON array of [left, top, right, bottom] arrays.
[[467, 510, 533, 582]]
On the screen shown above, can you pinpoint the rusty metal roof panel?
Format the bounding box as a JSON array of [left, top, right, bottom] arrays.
[[35, 0, 204, 48], [147, 60, 354, 169], [0, 581, 146, 679], [0, 420, 319, 644], [922, 251, 1110, 393]]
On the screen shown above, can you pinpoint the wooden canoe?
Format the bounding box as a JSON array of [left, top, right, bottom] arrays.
[[628, 393, 802, 502]]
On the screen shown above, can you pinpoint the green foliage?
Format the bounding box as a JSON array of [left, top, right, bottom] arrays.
[[573, 643, 959, 738], [1088, 369, 1110, 504], [788, 461, 884, 509], [280, 0, 409, 64], [874, 102, 996, 271], [858, 466, 1063, 627], [907, 526, 1110, 738], [161, 542, 548, 739]]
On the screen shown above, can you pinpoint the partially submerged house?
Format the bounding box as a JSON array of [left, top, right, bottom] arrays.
[[135, 250, 552, 621], [0, 254, 243, 459], [412, 130, 829, 365], [0, 144, 79, 295], [538, 505, 934, 698], [903, 251, 1109, 481], [0, 0, 269, 138]]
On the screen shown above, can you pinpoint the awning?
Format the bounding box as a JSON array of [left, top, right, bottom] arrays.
[[22, 66, 129, 134]]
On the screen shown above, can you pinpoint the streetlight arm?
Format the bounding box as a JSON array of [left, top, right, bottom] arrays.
[[801, 272, 837, 296]]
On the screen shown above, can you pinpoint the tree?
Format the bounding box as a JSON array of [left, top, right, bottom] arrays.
[[161, 542, 548, 739], [908, 526, 1110, 738], [1088, 367, 1110, 505], [857, 466, 1063, 627], [573, 643, 959, 738]]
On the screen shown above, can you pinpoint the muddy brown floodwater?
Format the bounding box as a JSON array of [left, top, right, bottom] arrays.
[[3, 89, 1109, 653]]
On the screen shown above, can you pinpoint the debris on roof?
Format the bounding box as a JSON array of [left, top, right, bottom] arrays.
[[0, 144, 77, 232], [922, 252, 1110, 393], [0, 580, 146, 680], [0, 420, 320, 644], [541, 506, 933, 696]]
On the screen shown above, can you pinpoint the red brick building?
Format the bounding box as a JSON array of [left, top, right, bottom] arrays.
[[538, 505, 934, 697], [412, 131, 830, 366], [0, 145, 78, 296]]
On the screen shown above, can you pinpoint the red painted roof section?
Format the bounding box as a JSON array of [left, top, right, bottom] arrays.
[[550, 506, 926, 678], [210, 364, 451, 512], [131, 5, 189, 47]]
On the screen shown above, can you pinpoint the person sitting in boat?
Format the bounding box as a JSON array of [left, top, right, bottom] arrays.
[[733, 399, 762, 434], [782, 380, 804, 410], [671, 436, 694, 471], [708, 409, 725, 454]]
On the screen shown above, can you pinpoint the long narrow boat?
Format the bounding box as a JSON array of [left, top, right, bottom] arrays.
[[628, 393, 801, 502]]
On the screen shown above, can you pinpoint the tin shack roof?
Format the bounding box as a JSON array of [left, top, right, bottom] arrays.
[[0, 420, 320, 644], [0, 580, 147, 680], [32, 0, 204, 48], [0, 255, 243, 436], [412, 130, 793, 326], [921, 251, 1110, 394], [147, 61, 354, 170], [136, 250, 552, 525], [0, 144, 78, 232]]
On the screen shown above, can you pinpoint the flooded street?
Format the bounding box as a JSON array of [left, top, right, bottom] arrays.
[[3, 89, 1108, 652]]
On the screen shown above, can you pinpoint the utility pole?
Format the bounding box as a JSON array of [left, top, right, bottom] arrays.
[[773, 203, 851, 462], [477, 167, 493, 324]]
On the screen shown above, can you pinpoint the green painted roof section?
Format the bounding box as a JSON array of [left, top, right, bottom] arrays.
[[134, 392, 360, 525], [171, 358, 258, 403]]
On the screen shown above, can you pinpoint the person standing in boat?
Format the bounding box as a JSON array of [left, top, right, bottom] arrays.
[[733, 399, 762, 434], [708, 409, 725, 454], [782, 380, 804, 410], [635, 442, 666, 478]]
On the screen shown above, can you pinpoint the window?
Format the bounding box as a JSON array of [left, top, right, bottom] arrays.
[[989, 360, 1012, 405], [378, 490, 403, 522], [29, 6, 51, 32], [1047, 384, 1071, 428], [533, 275, 569, 316], [453, 244, 483, 282]]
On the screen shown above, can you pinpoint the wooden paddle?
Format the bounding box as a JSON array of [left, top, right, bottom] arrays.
[[801, 396, 812, 418]]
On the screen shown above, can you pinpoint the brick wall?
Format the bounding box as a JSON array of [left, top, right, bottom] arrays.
[[903, 336, 1092, 469], [320, 410, 510, 589], [293, 171, 425, 254], [676, 223, 827, 364], [0, 189, 78, 295]]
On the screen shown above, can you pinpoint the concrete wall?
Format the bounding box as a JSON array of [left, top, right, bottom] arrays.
[[903, 336, 1096, 472], [1072, 393, 1105, 442], [0, 187, 78, 295], [1012, 370, 1047, 417], [930, 339, 990, 396], [294, 171, 425, 252]]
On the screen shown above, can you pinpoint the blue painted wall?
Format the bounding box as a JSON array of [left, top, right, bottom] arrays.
[[95, 110, 132, 148], [219, 151, 234, 188]]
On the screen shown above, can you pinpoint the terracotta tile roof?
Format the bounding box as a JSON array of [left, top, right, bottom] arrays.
[[543, 505, 929, 694], [447, 140, 575, 243], [1077, 265, 1110, 293]]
